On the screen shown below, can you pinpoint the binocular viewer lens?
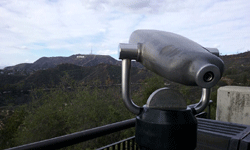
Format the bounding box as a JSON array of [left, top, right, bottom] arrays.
[[203, 71, 214, 82]]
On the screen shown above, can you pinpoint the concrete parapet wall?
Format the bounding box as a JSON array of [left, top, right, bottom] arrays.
[[216, 86, 250, 125]]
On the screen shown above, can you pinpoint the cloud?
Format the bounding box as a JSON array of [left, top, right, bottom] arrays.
[[0, 0, 107, 57], [97, 49, 117, 55], [82, 0, 214, 14], [0, 0, 249, 67], [82, 0, 152, 12]]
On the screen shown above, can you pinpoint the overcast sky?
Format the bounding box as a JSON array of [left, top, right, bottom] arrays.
[[0, 0, 249, 68]]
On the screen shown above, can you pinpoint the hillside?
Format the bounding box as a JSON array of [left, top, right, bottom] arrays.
[[220, 51, 250, 85], [0, 63, 152, 92], [24, 63, 150, 87], [1, 51, 250, 91], [3, 54, 143, 73]]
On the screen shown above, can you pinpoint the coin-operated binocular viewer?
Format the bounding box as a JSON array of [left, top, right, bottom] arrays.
[[119, 30, 224, 150]]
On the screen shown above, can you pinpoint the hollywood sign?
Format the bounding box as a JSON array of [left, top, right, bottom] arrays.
[[77, 56, 85, 58]]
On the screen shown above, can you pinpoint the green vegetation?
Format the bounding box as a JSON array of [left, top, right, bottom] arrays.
[[0, 79, 134, 149], [141, 74, 165, 103], [0, 73, 165, 149], [209, 86, 220, 120], [1, 66, 249, 148]]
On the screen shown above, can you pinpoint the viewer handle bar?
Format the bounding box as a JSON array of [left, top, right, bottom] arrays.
[[193, 88, 211, 114], [121, 59, 142, 115]]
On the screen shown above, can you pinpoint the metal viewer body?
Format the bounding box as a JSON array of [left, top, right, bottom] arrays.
[[119, 29, 225, 150], [126, 29, 224, 88]]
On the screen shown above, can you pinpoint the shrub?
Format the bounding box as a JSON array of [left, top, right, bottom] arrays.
[[11, 83, 135, 149]]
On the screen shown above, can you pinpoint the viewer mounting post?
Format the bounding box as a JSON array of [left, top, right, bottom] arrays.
[[119, 29, 224, 150]]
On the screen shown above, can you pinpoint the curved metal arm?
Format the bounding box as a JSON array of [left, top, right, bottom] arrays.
[[122, 59, 142, 115], [193, 88, 211, 114]]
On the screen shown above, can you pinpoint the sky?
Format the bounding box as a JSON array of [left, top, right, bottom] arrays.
[[0, 0, 249, 69]]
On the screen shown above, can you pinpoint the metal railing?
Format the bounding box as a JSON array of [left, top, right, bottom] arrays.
[[5, 119, 135, 150], [5, 102, 213, 150], [96, 136, 138, 150]]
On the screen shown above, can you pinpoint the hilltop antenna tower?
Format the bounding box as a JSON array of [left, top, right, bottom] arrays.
[[90, 46, 93, 54]]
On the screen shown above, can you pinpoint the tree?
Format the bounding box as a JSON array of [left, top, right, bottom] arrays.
[[242, 73, 248, 85], [141, 73, 165, 104], [0, 108, 27, 149]]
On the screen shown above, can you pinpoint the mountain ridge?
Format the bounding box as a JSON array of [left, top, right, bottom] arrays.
[[0, 51, 249, 106], [4, 54, 143, 72]]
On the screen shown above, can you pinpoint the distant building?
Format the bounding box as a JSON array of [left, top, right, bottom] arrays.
[[77, 56, 85, 59]]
